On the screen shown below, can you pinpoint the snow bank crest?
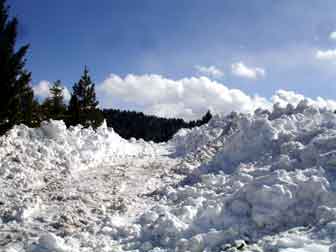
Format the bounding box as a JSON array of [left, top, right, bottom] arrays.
[[131, 101, 336, 251], [2, 102, 336, 251]]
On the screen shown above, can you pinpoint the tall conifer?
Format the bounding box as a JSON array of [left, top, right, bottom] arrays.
[[0, 0, 33, 133], [42, 80, 66, 120], [68, 67, 103, 128]]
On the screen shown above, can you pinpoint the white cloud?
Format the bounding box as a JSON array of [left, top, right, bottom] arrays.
[[97, 74, 270, 121], [96, 73, 336, 121], [33, 80, 51, 99], [62, 87, 71, 102], [330, 31, 336, 41], [231, 62, 266, 80], [34, 75, 336, 121], [33, 81, 71, 102], [271, 90, 336, 110], [194, 65, 224, 78], [316, 49, 336, 60], [314, 32, 336, 61], [271, 90, 305, 107]]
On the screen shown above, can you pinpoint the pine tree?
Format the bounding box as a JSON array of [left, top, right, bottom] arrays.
[[42, 80, 66, 120], [30, 97, 42, 127], [67, 67, 103, 128], [21, 89, 34, 125], [200, 110, 212, 124], [0, 0, 33, 133], [68, 94, 80, 125]]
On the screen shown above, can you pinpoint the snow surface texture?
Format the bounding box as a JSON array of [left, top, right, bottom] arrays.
[[2, 102, 336, 251], [0, 120, 175, 252]]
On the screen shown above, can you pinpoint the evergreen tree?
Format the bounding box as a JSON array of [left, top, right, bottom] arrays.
[[21, 88, 34, 125], [42, 80, 66, 120], [102, 109, 212, 142], [67, 67, 103, 128], [68, 94, 80, 125], [199, 110, 212, 125], [30, 97, 42, 127], [0, 0, 33, 133]]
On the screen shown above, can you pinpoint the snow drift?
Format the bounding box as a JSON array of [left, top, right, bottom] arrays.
[[0, 120, 160, 252], [2, 102, 336, 251], [0, 119, 155, 174], [123, 101, 336, 251]]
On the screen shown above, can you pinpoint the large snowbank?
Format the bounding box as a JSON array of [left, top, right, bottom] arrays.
[[170, 113, 238, 157], [2, 102, 336, 251], [111, 101, 336, 251], [0, 119, 155, 174], [0, 120, 160, 252]]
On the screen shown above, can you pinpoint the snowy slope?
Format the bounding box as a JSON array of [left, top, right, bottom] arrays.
[[0, 120, 177, 252], [2, 102, 336, 251]]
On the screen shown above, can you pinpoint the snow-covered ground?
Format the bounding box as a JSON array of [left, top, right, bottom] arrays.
[[2, 101, 336, 251]]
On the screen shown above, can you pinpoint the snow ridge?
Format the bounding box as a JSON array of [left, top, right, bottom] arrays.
[[127, 101, 336, 251], [2, 101, 336, 251]]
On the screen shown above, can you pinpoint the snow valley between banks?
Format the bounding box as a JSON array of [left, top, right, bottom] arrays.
[[2, 101, 336, 251]]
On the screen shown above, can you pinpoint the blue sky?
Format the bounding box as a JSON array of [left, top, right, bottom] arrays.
[[7, 0, 336, 119]]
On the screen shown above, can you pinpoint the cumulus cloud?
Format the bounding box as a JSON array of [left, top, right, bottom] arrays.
[[62, 87, 71, 102], [330, 31, 336, 41], [97, 74, 270, 121], [194, 65, 224, 78], [316, 49, 336, 60], [271, 90, 305, 107], [96, 73, 336, 121], [271, 90, 336, 111], [34, 75, 336, 121], [33, 80, 51, 99], [231, 62, 266, 79], [33, 81, 71, 101]]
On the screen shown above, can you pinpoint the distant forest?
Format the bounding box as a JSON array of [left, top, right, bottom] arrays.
[[0, 0, 212, 141], [103, 109, 212, 142]]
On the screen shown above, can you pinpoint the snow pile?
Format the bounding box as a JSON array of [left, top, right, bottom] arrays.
[[3, 102, 336, 251], [171, 113, 238, 157], [0, 120, 155, 174], [110, 101, 336, 251], [0, 120, 160, 252]]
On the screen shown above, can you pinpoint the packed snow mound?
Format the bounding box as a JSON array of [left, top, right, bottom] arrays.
[[0, 120, 158, 227], [0, 120, 155, 173], [0, 120, 157, 199], [3, 102, 336, 251], [0, 120, 174, 252], [170, 113, 237, 156], [108, 101, 336, 251], [170, 100, 330, 158]]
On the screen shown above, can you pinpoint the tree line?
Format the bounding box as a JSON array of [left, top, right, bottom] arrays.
[[103, 109, 212, 142], [0, 0, 211, 141]]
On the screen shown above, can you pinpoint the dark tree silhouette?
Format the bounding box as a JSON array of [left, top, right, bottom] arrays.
[[0, 0, 33, 133], [67, 67, 103, 128], [41, 80, 66, 120], [103, 109, 212, 142], [201, 110, 212, 124]]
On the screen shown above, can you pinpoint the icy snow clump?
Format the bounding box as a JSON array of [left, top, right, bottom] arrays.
[[118, 101, 336, 251]]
